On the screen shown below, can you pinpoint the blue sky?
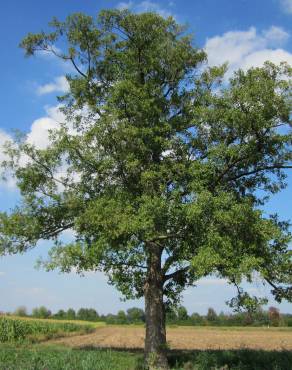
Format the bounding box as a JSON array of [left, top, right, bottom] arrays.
[[0, 0, 291, 315]]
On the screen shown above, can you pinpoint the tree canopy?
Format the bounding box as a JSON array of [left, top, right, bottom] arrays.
[[0, 9, 291, 368]]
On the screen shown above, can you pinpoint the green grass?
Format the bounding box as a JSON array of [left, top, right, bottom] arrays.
[[0, 344, 291, 370], [0, 344, 139, 370]]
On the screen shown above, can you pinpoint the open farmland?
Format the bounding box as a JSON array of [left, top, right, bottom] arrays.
[[51, 325, 292, 351], [0, 325, 292, 369]]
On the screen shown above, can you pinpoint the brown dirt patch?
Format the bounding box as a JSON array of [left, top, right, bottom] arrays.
[[50, 325, 292, 351]]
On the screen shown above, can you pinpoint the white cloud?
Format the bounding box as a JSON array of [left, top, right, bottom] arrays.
[[205, 26, 292, 77], [136, 1, 172, 17], [117, 1, 173, 18], [280, 0, 292, 13], [117, 1, 134, 9], [26, 118, 59, 150], [0, 103, 87, 192], [0, 105, 66, 190], [240, 48, 292, 72], [37, 76, 69, 96], [0, 271, 5, 276], [26, 105, 65, 150], [263, 26, 289, 44]]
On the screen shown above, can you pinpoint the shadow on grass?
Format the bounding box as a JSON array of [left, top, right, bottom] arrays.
[[75, 346, 292, 369], [167, 349, 292, 370]]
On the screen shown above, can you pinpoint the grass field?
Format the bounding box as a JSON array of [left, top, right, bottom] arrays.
[[0, 344, 138, 370], [1, 324, 292, 369], [0, 344, 292, 370]]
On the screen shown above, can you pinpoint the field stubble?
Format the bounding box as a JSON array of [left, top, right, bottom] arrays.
[[51, 325, 292, 351]]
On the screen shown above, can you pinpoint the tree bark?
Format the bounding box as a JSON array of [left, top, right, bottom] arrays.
[[144, 245, 169, 369]]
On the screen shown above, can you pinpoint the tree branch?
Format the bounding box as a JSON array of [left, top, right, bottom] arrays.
[[164, 265, 190, 282], [27, 152, 75, 190], [265, 278, 281, 291], [70, 57, 88, 79], [162, 253, 178, 274], [228, 164, 292, 183], [213, 153, 250, 187], [146, 234, 179, 243], [40, 222, 74, 240]]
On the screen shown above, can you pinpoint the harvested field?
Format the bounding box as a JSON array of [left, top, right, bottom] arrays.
[[51, 325, 292, 351]]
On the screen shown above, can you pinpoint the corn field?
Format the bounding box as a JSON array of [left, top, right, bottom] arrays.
[[0, 316, 95, 342]]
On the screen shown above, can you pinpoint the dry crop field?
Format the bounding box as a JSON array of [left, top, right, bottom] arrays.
[[52, 325, 292, 351]]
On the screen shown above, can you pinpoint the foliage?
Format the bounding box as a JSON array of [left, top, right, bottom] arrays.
[[268, 306, 281, 327], [32, 306, 52, 319], [117, 310, 127, 324], [54, 309, 67, 319], [164, 306, 290, 327], [0, 6, 291, 338], [77, 308, 99, 321], [206, 308, 217, 323], [0, 316, 94, 343], [13, 306, 27, 317], [126, 307, 145, 323], [67, 308, 76, 320], [5, 304, 292, 327], [177, 306, 189, 321]]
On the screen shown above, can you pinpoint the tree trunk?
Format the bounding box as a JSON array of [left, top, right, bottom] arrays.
[[144, 245, 169, 370]]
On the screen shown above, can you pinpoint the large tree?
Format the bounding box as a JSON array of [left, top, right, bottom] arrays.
[[0, 10, 291, 369]]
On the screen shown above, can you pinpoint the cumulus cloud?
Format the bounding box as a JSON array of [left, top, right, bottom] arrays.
[[205, 26, 292, 77], [117, 1, 173, 18], [26, 105, 65, 149], [37, 76, 69, 96], [0, 105, 67, 190], [0, 102, 98, 192], [263, 26, 289, 44], [280, 0, 292, 13]]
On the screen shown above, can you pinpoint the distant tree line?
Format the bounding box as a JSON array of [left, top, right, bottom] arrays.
[[9, 305, 292, 327], [166, 306, 292, 327]]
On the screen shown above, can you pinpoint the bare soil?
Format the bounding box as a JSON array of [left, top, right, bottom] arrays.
[[51, 325, 292, 351]]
